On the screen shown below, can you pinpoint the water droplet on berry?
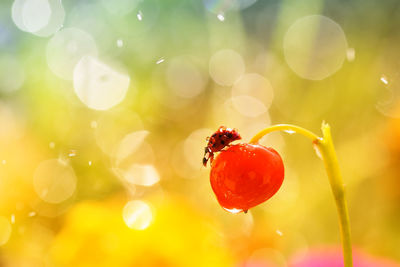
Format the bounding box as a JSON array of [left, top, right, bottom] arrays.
[[223, 207, 242, 214]]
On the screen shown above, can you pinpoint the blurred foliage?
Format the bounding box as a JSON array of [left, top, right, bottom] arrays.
[[0, 0, 400, 266]]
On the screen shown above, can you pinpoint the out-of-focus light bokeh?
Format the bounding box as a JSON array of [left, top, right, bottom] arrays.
[[1, 0, 400, 266]]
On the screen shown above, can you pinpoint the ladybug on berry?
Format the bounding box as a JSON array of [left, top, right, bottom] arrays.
[[203, 126, 241, 167], [204, 126, 285, 213]]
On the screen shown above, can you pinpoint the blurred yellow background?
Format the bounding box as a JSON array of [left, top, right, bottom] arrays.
[[0, 0, 400, 266]]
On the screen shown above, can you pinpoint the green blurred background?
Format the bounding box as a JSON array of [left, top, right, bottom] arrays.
[[0, 0, 400, 266]]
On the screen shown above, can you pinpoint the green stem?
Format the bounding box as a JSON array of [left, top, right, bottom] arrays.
[[250, 122, 353, 267]]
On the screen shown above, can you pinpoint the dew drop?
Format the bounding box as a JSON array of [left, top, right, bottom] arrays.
[[380, 75, 389, 85], [1, 160, 6, 165], [28, 211, 36, 217], [137, 10, 143, 21], [217, 13, 225, 21], [10, 215, 15, 224], [156, 58, 164, 64], [276, 229, 283, 236], [223, 207, 242, 214], [283, 129, 295, 134], [116, 39, 124, 47], [68, 150, 76, 157], [88, 161, 92, 166]]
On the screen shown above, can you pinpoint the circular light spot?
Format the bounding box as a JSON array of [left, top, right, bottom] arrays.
[[231, 95, 267, 117], [67, 3, 111, 48], [232, 73, 274, 110], [12, 0, 65, 37], [34, 0, 65, 37], [376, 74, 400, 118], [151, 67, 203, 111], [95, 110, 143, 155], [0, 54, 25, 93], [209, 96, 271, 141], [73, 56, 130, 110], [166, 57, 207, 98], [0, 216, 12, 246], [284, 15, 347, 80], [46, 28, 98, 80], [170, 140, 208, 180], [120, 164, 160, 186], [22, 0, 51, 33], [209, 49, 245, 86], [112, 130, 157, 187], [122, 200, 152, 230], [33, 159, 77, 204], [115, 130, 150, 165], [12, 0, 28, 32]]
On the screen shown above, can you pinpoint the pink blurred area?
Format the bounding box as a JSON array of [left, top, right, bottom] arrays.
[[289, 247, 400, 267], [240, 247, 400, 267]]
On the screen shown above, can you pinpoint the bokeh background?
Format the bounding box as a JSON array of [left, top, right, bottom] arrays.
[[1, 0, 400, 266]]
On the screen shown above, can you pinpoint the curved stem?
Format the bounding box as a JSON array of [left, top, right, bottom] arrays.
[[250, 122, 353, 267], [249, 124, 320, 144]]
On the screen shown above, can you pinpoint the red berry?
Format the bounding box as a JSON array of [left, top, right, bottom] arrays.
[[210, 143, 284, 213]]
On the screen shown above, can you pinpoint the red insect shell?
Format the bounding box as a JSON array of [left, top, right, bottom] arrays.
[[210, 143, 284, 213], [203, 126, 241, 167]]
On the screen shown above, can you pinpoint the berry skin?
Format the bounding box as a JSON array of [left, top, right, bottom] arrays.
[[210, 143, 284, 213]]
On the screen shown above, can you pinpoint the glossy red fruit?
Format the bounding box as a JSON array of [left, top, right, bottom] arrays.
[[210, 143, 284, 213]]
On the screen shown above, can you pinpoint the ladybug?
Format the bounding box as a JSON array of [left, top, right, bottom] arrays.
[[203, 126, 241, 167]]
